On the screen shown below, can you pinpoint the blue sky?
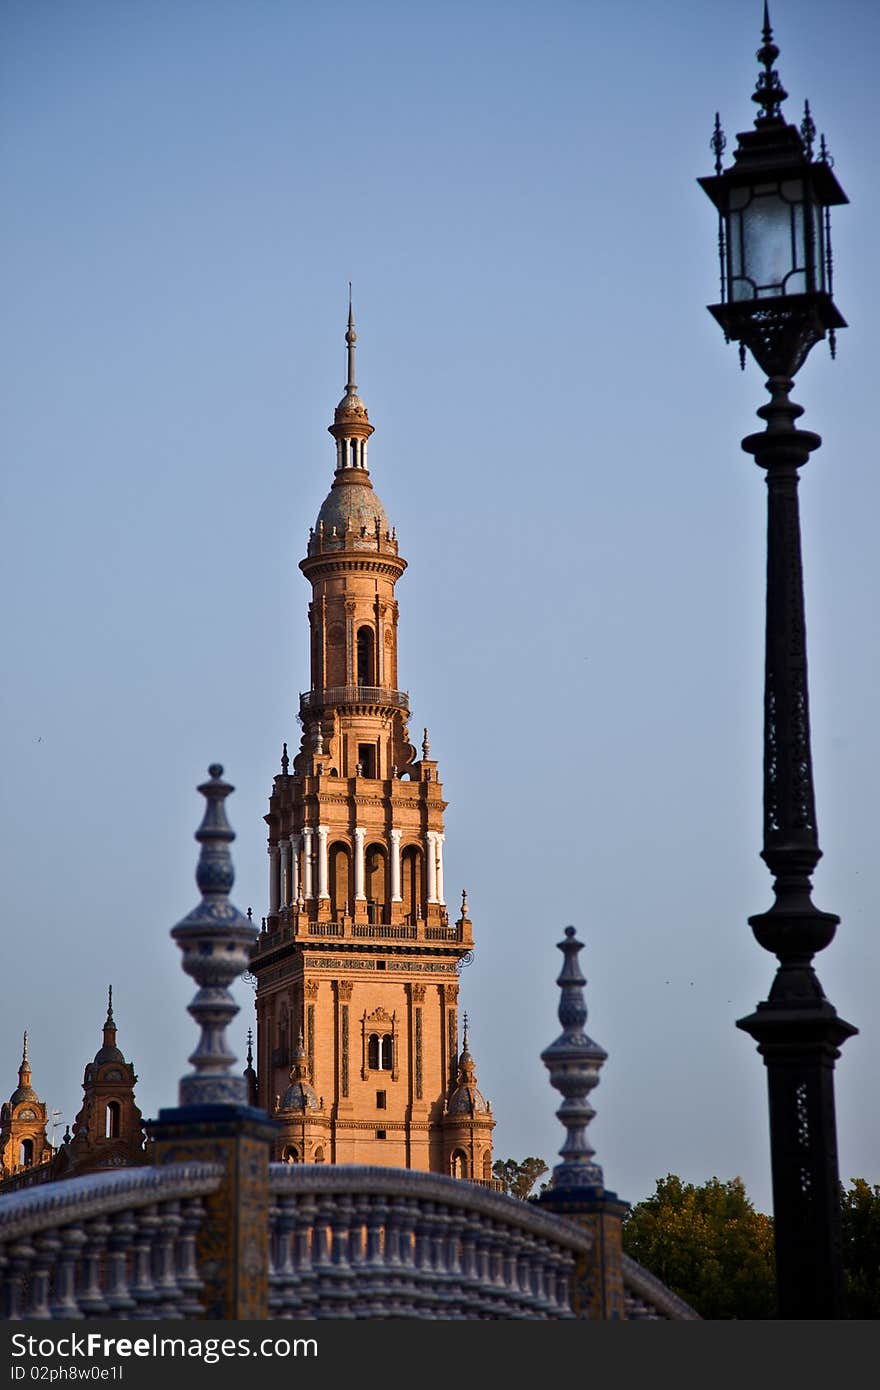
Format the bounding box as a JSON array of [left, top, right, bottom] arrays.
[[3, 0, 880, 1214]]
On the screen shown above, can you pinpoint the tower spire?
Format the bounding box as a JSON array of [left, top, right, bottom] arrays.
[[18, 1031, 31, 1090], [346, 283, 357, 395], [103, 984, 117, 1050]]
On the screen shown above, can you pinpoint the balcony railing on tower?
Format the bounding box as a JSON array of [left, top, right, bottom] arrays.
[[299, 685, 409, 716]]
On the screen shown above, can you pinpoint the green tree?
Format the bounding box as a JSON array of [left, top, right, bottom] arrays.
[[492, 1156, 549, 1199], [622, 1173, 776, 1319], [841, 1177, 880, 1318]]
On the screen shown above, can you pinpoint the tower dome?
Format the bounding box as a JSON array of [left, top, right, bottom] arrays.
[[446, 1017, 490, 1116], [92, 986, 125, 1065], [279, 1032, 322, 1113], [309, 294, 397, 554]]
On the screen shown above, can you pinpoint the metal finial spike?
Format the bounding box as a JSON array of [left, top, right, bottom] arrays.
[[711, 112, 726, 175], [462, 1012, 470, 1051], [246, 1028, 254, 1067], [107, 985, 114, 1022], [281, 741, 289, 775], [22, 1030, 28, 1064], [753, 1, 786, 126], [345, 288, 357, 392], [801, 100, 816, 160]]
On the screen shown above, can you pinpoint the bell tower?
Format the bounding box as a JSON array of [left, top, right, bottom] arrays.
[[250, 304, 489, 1177]]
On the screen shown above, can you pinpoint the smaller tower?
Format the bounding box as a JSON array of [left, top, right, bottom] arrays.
[[441, 1014, 495, 1182], [0, 1032, 53, 1182], [62, 988, 145, 1176], [275, 1030, 329, 1164]]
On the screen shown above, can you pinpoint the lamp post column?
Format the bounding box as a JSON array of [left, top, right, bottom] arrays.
[[736, 378, 856, 1319]]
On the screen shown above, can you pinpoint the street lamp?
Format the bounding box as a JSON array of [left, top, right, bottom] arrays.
[[699, 7, 856, 1319]]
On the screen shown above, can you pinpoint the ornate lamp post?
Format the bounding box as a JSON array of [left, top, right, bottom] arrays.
[[699, 8, 856, 1318]]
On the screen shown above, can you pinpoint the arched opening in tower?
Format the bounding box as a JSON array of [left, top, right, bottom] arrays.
[[19, 1138, 34, 1168], [105, 1100, 121, 1139], [356, 626, 375, 686], [330, 841, 351, 919], [451, 1148, 469, 1179], [366, 843, 388, 923], [401, 845, 423, 923]]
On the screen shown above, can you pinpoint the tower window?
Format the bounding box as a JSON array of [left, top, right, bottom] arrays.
[[358, 744, 377, 778], [19, 1138, 34, 1168], [105, 1101, 121, 1139], [376, 1090, 387, 1109], [356, 627, 375, 686], [350, 438, 357, 467], [367, 1032, 394, 1071]]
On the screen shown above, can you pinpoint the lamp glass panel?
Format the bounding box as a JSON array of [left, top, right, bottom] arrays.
[[742, 192, 793, 296]]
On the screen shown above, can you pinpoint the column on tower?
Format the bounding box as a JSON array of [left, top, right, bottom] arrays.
[[354, 826, 366, 901], [436, 833, 445, 907], [390, 828, 402, 902], [280, 840, 291, 908], [289, 833, 301, 903], [268, 844, 280, 915], [316, 826, 329, 899], [302, 827, 315, 899], [426, 831, 439, 904]]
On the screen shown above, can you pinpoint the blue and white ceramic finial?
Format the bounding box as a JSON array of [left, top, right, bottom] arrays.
[[171, 765, 258, 1106], [540, 926, 608, 1190]]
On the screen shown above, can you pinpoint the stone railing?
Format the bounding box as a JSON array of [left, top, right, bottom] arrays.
[[621, 1254, 701, 1321], [0, 1163, 223, 1320], [268, 1165, 591, 1319]]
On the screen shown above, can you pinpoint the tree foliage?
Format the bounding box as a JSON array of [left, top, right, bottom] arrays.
[[492, 1156, 549, 1200], [841, 1177, 880, 1318], [622, 1173, 776, 1319]]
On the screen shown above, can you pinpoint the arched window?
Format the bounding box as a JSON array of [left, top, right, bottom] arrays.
[[283, 1146, 300, 1164], [451, 1149, 468, 1179], [329, 842, 351, 919], [366, 844, 387, 922], [401, 846, 423, 923], [349, 438, 357, 467], [356, 626, 375, 686], [19, 1138, 34, 1168], [313, 1147, 325, 1164], [482, 1151, 492, 1182], [105, 1101, 121, 1139], [367, 1033, 394, 1071]]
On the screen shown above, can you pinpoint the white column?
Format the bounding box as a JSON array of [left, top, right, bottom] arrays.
[[302, 827, 315, 900], [354, 826, 366, 901], [426, 831, 438, 904], [317, 825, 330, 899], [280, 840, 291, 907], [390, 828, 402, 902], [268, 844, 280, 914], [289, 833, 301, 903], [436, 833, 445, 907]]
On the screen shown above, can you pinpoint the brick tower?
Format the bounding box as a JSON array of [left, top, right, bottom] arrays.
[[0, 1032, 53, 1182], [250, 304, 491, 1175]]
